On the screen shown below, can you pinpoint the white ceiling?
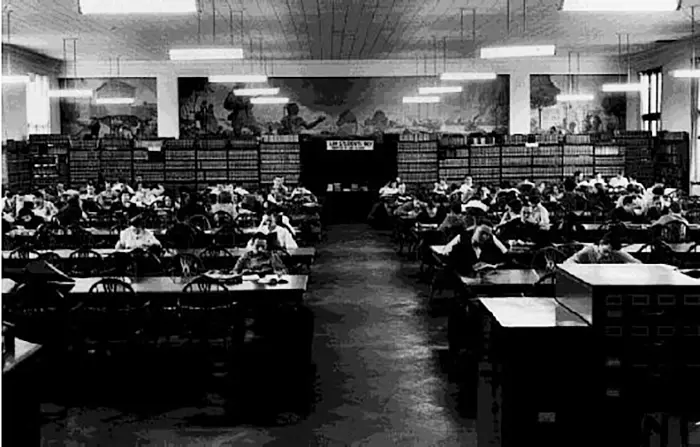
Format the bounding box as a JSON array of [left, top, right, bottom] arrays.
[[2, 0, 699, 61]]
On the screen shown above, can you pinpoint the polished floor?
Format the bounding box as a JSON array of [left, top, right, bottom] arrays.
[[41, 224, 476, 446]]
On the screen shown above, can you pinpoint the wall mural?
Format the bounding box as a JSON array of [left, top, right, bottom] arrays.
[[530, 74, 627, 135], [178, 76, 510, 138], [59, 78, 158, 139]]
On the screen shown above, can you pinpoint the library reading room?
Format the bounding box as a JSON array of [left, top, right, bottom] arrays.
[[4, 0, 700, 445]]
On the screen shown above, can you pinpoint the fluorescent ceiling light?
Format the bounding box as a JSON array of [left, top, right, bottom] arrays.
[[601, 83, 644, 92], [2, 75, 30, 84], [209, 75, 268, 83], [561, 0, 678, 12], [79, 0, 197, 14], [170, 48, 244, 61], [48, 89, 93, 98], [440, 72, 497, 81], [672, 69, 700, 78], [250, 97, 289, 104], [403, 96, 440, 104], [418, 86, 463, 94], [95, 97, 135, 105], [557, 93, 595, 101], [481, 45, 555, 59], [233, 88, 280, 96]]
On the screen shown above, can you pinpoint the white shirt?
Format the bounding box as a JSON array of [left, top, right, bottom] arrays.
[[462, 200, 489, 212], [33, 202, 58, 221], [532, 203, 551, 230], [248, 225, 298, 250], [379, 187, 398, 197], [234, 187, 250, 196], [609, 176, 629, 189], [442, 233, 508, 257], [115, 226, 161, 250]]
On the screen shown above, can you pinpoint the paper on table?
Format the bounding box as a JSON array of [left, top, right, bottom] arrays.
[[242, 275, 259, 282]]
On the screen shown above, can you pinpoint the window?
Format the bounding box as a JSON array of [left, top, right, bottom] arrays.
[[640, 68, 662, 136], [26, 75, 51, 135]]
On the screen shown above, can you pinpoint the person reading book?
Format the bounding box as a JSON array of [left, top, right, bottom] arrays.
[[233, 233, 288, 276], [444, 224, 509, 275], [564, 232, 641, 264], [115, 215, 161, 251]]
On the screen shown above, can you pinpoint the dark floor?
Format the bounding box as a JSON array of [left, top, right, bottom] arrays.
[[41, 224, 476, 446]]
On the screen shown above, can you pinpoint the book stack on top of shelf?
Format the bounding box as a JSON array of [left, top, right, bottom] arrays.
[[656, 131, 689, 190], [614, 131, 654, 186], [563, 143, 594, 178], [532, 144, 563, 184], [197, 139, 228, 183], [228, 139, 260, 189], [260, 135, 300, 185], [469, 142, 500, 185], [68, 140, 100, 186], [397, 134, 438, 186], [501, 144, 532, 182], [164, 140, 196, 183]]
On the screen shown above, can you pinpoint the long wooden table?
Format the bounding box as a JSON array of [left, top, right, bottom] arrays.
[[3, 275, 309, 303], [458, 269, 544, 296], [1, 247, 316, 271]]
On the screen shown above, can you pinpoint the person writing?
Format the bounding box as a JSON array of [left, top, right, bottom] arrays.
[[115, 215, 162, 251], [233, 232, 288, 276], [564, 233, 641, 264], [443, 224, 510, 275], [249, 212, 298, 250]]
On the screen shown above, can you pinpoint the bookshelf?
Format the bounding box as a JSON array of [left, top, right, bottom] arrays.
[[532, 144, 563, 184], [28, 134, 70, 188], [397, 134, 438, 187], [656, 131, 689, 190], [164, 139, 196, 184], [228, 139, 259, 190], [69, 140, 100, 185], [259, 135, 300, 186], [469, 144, 500, 185], [615, 131, 654, 187], [3, 141, 32, 192], [501, 144, 532, 183], [197, 139, 228, 184]]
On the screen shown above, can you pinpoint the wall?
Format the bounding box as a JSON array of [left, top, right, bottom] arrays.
[[1, 45, 63, 141], [65, 55, 621, 138], [630, 36, 700, 182]]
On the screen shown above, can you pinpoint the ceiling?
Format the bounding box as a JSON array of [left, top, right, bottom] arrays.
[[2, 0, 699, 61]]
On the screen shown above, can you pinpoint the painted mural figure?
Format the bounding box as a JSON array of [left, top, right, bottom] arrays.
[[279, 103, 326, 135], [224, 90, 259, 137], [336, 109, 358, 136]]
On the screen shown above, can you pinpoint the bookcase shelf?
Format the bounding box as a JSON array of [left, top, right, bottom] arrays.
[[397, 137, 439, 186]]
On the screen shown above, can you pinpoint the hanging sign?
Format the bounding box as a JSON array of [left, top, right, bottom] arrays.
[[326, 140, 374, 151]]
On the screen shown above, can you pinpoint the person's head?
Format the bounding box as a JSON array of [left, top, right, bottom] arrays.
[[389, 180, 398, 189], [574, 171, 583, 182], [537, 182, 546, 193], [520, 205, 533, 220], [622, 195, 636, 211], [598, 232, 622, 254], [652, 186, 665, 197], [219, 191, 233, 204], [618, 170, 625, 178], [135, 175, 143, 184], [564, 178, 576, 192], [507, 199, 523, 215], [425, 200, 436, 211], [669, 202, 682, 215], [85, 184, 96, 196], [529, 194, 541, 206], [551, 185, 560, 194], [397, 183, 406, 194], [251, 232, 269, 253], [163, 195, 173, 208], [33, 192, 45, 207], [464, 176, 473, 186], [56, 183, 65, 192], [265, 213, 279, 231], [120, 191, 131, 206], [472, 224, 494, 246]]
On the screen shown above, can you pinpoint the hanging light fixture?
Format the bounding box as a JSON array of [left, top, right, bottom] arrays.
[[209, 75, 268, 83], [94, 57, 136, 105], [418, 86, 463, 94], [672, 6, 699, 78], [557, 52, 594, 101], [480, 1, 555, 58], [79, 0, 198, 14], [49, 38, 94, 98], [251, 97, 289, 104], [602, 34, 643, 93], [561, 0, 679, 12], [403, 96, 440, 104], [233, 87, 279, 96]]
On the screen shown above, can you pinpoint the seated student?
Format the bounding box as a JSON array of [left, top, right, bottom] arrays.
[[111, 191, 142, 220], [651, 202, 688, 227], [234, 232, 288, 276], [432, 180, 449, 195], [210, 191, 238, 220], [249, 212, 298, 250], [379, 180, 399, 198], [56, 195, 85, 226], [609, 195, 639, 223], [395, 183, 412, 204], [394, 196, 423, 218], [32, 192, 58, 222], [115, 215, 161, 251], [443, 224, 509, 275], [497, 203, 543, 243], [16, 202, 44, 229], [529, 195, 551, 231], [645, 195, 668, 222], [497, 199, 522, 227], [609, 170, 629, 189], [564, 233, 641, 264], [416, 200, 446, 225], [438, 202, 469, 237]]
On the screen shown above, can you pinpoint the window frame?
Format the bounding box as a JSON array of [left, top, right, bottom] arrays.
[[639, 67, 662, 136]]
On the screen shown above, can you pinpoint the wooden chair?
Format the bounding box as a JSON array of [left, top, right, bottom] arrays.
[[74, 278, 150, 354], [530, 247, 568, 272], [212, 211, 234, 228], [169, 252, 205, 279], [8, 245, 40, 260], [68, 247, 104, 277], [659, 220, 689, 244], [188, 214, 212, 232], [37, 251, 62, 266]]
